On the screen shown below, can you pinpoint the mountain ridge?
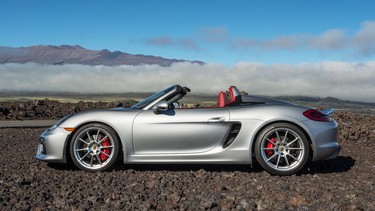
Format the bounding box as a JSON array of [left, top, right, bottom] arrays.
[[0, 45, 204, 66]]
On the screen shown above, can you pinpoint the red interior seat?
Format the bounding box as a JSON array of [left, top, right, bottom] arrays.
[[218, 86, 240, 108], [218, 91, 226, 108], [226, 86, 239, 105]]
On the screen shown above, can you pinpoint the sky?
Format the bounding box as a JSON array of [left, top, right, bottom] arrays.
[[1, 0, 375, 102], [1, 0, 375, 65]]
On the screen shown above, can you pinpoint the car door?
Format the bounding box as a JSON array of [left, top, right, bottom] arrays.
[[132, 108, 230, 154]]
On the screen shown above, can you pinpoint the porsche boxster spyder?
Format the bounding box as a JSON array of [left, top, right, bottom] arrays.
[[36, 85, 340, 175]]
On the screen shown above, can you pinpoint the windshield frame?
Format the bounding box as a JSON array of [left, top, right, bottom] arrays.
[[131, 85, 178, 110]]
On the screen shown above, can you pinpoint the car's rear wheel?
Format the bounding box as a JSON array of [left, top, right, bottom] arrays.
[[70, 123, 119, 172], [255, 123, 309, 176]]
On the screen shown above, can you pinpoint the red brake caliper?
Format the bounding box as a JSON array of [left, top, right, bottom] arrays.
[[100, 138, 110, 161], [266, 137, 276, 156]]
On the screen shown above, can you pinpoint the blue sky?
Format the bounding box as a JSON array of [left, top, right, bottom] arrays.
[[1, 0, 375, 65]]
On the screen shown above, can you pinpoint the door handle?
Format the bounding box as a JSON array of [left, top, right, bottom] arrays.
[[208, 117, 226, 123]]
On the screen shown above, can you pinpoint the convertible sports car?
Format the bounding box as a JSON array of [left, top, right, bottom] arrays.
[[36, 85, 340, 175]]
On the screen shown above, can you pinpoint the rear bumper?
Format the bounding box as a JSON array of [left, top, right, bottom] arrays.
[[302, 120, 341, 161], [323, 144, 341, 160]]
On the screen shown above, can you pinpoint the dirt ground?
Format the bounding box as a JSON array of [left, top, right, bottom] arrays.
[[0, 102, 374, 210]]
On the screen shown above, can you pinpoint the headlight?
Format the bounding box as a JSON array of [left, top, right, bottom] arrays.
[[49, 114, 73, 130]]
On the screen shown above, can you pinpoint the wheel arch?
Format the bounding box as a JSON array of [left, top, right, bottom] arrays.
[[250, 120, 314, 161], [63, 121, 124, 164]]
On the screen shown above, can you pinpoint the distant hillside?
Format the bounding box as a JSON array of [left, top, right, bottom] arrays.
[[0, 45, 204, 66], [1, 92, 374, 114], [275, 96, 375, 114]]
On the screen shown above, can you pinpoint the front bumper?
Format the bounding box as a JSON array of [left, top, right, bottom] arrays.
[[36, 127, 71, 163]]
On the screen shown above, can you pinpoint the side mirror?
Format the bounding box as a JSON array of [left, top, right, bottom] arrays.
[[152, 100, 168, 114], [172, 102, 180, 109]]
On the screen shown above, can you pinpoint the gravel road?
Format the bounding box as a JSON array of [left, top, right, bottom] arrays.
[[0, 120, 56, 128], [0, 101, 374, 210]]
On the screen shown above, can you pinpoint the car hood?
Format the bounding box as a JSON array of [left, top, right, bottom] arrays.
[[110, 107, 133, 111], [58, 107, 141, 129]]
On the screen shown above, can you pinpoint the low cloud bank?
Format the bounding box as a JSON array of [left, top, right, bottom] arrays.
[[0, 62, 374, 102]]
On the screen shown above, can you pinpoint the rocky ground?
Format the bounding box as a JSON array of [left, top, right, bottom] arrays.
[[0, 100, 131, 121], [0, 101, 374, 210]]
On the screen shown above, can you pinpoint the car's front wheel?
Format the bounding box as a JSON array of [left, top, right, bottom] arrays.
[[70, 123, 120, 172], [255, 123, 309, 176]]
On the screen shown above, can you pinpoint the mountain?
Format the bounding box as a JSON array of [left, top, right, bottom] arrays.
[[0, 45, 204, 66], [274, 95, 375, 114]]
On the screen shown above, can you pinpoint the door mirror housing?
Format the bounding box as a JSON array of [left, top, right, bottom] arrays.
[[172, 102, 180, 109], [152, 100, 168, 114]]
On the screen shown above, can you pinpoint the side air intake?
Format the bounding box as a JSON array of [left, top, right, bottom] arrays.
[[222, 123, 242, 148]]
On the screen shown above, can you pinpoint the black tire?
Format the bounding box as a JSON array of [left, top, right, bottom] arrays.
[[69, 123, 120, 172], [254, 123, 309, 176]]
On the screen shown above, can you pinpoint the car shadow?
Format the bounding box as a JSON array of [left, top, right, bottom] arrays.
[[46, 156, 355, 175], [116, 156, 355, 175], [47, 163, 80, 171], [115, 163, 262, 173], [301, 155, 355, 175]]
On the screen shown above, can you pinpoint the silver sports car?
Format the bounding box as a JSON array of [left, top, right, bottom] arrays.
[[36, 85, 340, 175]]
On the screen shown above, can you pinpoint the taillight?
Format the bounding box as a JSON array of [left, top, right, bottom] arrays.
[[303, 109, 332, 122]]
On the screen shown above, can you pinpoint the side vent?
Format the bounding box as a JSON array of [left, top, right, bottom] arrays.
[[223, 123, 242, 148]]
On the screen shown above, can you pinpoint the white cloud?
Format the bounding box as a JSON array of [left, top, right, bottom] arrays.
[[198, 26, 229, 43], [309, 29, 346, 50], [0, 62, 374, 102], [231, 29, 347, 52], [352, 21, 375, 55], [144, 21, 375, 58], [145, 36, 173, 46]]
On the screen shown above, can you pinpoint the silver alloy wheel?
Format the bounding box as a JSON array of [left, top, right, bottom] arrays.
[[72, 126, 115, 170], [255, 123, 310, 175], [260, 127, 305, 172]]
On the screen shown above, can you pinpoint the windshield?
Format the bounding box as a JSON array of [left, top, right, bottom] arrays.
[[131, 85, 176, 109]]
